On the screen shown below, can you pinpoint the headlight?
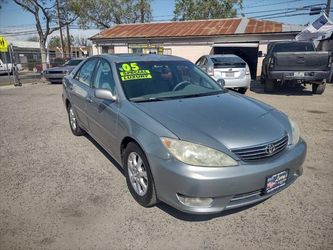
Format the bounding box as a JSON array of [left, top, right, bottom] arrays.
[[161, 137, 237, 167], [289, 118, 300, 146]]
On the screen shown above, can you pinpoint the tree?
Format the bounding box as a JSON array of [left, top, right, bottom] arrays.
[[69, 0, 152, 28], [173, 0, 242, 21], [13, 0, 76, 69], [48, 35, 74, 48]]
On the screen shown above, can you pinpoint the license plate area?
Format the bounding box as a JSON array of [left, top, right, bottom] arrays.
[[225, 72, 234, 78], [293, 72, 305, 77], [265, 170, 288, 194]]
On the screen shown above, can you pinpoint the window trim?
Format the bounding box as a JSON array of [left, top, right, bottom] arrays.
[[73, 58, 98, 86], [91, 58, 116, 94]]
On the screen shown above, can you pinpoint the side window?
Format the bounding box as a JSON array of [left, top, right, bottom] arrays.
[[202, 57, 207, 66], [93, 59, 116, 93], [74, 59, 98, 85], [196, 57, 203, 66]]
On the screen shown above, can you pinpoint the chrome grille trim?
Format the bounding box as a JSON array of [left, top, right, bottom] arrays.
[[231, 135, 289, 161]]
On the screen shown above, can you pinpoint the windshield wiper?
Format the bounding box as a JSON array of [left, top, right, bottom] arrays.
[[131, 97, 168, 103], [171, 91, 223, 99]]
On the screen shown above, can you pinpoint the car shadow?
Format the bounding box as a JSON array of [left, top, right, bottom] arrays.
[[250, 80, 313, 96], [84, 133, 269, 221]]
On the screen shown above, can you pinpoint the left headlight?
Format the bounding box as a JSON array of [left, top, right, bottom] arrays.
[[288, 118, 300, 146], [161, 137, 237, 167]]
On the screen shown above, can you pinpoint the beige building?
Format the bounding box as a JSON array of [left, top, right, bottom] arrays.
[[90, 18, 303, 79]]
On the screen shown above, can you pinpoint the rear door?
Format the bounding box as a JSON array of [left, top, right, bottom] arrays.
[[69, 58, 98, 130], [86, 59, 119, 154]]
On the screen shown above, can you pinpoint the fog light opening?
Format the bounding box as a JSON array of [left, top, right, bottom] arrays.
[[177, 194, 213, 207]]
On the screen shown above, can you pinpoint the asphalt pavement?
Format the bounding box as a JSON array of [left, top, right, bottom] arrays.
[[0, 82, 332, 249]]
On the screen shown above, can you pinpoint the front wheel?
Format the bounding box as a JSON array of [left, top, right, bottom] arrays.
[[237, 88, 247, 94], [312, 82, 326, 95], [124, 142, 157, 207]]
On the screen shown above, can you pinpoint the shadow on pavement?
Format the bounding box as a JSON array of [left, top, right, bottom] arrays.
[[250, 80, 314, 96]]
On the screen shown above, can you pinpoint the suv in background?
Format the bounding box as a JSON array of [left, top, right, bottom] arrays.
[[196, 55, 251, 94], [261, 41, 331, 94]]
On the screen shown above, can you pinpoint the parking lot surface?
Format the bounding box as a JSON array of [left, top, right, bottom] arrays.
[[0, 82, 332, 250]]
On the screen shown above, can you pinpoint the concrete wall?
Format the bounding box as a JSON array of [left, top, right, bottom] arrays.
[[114, 46, 129, 54]]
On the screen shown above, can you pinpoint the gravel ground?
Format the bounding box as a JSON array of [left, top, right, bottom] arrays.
[[0, 82, 332, 250]]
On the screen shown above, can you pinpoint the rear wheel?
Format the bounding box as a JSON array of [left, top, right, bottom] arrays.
[[312, 82, 326, 95], [264, 79, 274, 93], [67, 103, 85, 136], [237, 88, 247, 94], [124, 142, 157, 207]]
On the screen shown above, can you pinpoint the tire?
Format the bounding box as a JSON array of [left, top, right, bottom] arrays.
[[67, 103, 85, 136], [312, 82, 326, 95], [264, 79, 274, 93], [124, 142, 157, 207], [237, 88, 247, 94]]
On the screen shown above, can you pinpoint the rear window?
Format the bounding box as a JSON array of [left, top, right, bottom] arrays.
[[272, 43, 315, 53], [65, 59, 83, 66], [210, 56, 246, 68]]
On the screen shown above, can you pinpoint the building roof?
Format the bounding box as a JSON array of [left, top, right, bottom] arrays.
[[91, 18, 303, 41], [6, 38, 40, 49]]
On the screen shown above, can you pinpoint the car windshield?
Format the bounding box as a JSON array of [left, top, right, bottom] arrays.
[[272, 43, 315, 53], [210, 56, 246, 68], [116, 60, 223, 102], [64, 59, 83, 66]]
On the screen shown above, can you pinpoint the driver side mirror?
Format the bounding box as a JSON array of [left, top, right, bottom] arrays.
[[95, 89, 117, 101], [217, 79, 225, 88]]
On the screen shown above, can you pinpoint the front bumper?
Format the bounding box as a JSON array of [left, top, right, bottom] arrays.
[[268, 71, 329, 82], [149, 140, 306, 214], [43, 72, 66, 82]]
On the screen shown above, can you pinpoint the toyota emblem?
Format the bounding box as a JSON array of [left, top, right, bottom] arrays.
[[265, 144, 276, 155]]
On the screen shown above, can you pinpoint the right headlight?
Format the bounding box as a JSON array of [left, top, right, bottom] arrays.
[[161, 137, 237, 167], [288, 118, 300, 146]]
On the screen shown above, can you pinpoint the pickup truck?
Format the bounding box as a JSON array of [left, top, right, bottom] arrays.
[[0, 59, 22, 75], [261, 41, 331, 94]]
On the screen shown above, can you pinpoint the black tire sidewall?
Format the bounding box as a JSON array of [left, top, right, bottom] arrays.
[[124, 142, 156, 207]]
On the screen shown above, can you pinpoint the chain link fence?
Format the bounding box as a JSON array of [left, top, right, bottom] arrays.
[[0, 47, 89, 87]]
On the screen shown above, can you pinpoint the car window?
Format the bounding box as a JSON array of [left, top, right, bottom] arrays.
[[74, 59, 98, 85], [92, 59, 116, 93], [195, 57, 203, 66], [272, 42, 315, 53], [116, 60, 222, 101]]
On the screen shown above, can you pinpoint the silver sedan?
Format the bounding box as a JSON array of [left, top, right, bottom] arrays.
[[62, 54, 306, 214]]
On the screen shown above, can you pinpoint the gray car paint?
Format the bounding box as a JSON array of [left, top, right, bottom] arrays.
[[63, 54, 306, 214]]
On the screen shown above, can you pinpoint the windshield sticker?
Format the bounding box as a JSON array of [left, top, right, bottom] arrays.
[[120, 63, 152, 81]]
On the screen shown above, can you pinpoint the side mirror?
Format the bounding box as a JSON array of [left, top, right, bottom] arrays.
[[217, 79, 225, 88], [95, 89, 117, 101]]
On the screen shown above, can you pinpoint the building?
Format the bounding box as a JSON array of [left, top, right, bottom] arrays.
[[90, 18, 303, 79]]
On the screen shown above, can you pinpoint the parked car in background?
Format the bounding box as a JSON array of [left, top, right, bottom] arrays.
[[0, 59, 22, 75], [196, 54, 251, 94], [43, 58, 84, 83], [62, 54, 306, 214], [261, 41, 331, 94]]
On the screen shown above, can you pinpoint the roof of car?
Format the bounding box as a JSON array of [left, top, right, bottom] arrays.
[[208, 54, 240, 58], [92, 53, 186, 63]]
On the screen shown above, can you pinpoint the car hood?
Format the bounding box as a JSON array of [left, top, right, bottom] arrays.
[[48, 65, 76, 72], [133, 92, 287, 150]]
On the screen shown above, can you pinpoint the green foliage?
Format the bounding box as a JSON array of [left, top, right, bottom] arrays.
[[69, 0, 152, 28], [48, 35, 74, 48], [173, 0, 243, 21]]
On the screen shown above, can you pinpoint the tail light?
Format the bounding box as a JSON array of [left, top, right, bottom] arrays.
[[207, 65, 214, 76], [269, 57, 275, 68], [245, 66, 250, 75]]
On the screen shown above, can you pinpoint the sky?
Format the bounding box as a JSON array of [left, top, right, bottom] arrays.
[[0, 0, 331, 40]]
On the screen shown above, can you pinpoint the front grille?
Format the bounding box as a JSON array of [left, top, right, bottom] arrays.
[[231, 135, 289, 161]]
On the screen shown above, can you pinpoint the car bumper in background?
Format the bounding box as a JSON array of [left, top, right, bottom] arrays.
[[213, 75, 251, 88], [149, 140, 306, 214], [269, 71, 330, 82], [43, 73, 66, 83]]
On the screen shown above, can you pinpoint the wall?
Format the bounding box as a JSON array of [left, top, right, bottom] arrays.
[[165, 45, 212, 62], [256, 43, 268, 78], [114, 46, 128, 54]]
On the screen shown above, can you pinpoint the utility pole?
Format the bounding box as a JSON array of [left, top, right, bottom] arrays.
[[326, 0, 331, 16], [56, 0, 65, 58], [66, 24, 71, 58], [140, 0, 145, 23]]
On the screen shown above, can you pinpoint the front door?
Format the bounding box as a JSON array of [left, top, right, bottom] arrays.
[[86, 59, 119, 155]]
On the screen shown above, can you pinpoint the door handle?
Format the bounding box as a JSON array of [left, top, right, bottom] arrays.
[[86, 96, 93, 103]]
